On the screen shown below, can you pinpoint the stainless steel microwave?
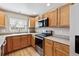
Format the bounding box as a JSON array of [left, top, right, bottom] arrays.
[[38, 18, 49, 27]]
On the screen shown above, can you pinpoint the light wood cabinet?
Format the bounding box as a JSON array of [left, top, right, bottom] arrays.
[[4, 35, 32, 55], [31, 35, 35, 48], [21, 35, 28, 48], [49, 4, 70, 27], [4, 37, 13, 54], [29, 17, 36, 28], [44, 39, 69, 56], [58, 4, 70, 27], [54, 48, 68, 56], [21, 35, 31, 48], [44, 39, 54, 56], [41, 4, 70, 27], [49, 9, 58, 27], [0, 11, 5, 27], [54, 42, 69, 56], [6, 37, 13, 53], [12, 36, 21, 50], [27, 35, 31, 46]]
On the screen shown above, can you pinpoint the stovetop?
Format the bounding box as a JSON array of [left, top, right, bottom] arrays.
[[35, 34, 46, 38], [35, 33, 52, 38]]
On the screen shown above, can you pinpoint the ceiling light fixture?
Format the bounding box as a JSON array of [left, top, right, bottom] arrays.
[[47, 3, 51, 7]]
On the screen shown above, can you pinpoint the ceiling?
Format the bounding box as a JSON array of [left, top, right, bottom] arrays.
[[0, 3, 66, 16]]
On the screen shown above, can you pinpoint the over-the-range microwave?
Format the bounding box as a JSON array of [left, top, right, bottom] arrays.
[[38, 18, 49, 28]]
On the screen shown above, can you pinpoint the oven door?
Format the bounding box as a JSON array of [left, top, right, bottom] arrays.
[[35, 37, 43, 55], [35, 37, 43, 48]]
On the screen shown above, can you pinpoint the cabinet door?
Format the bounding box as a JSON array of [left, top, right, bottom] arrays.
[[49, 9, 58, 27], [31, 35, 35, 48], [0, 11, 5, 27], [27, 35, 31, 46], [4, 43, 7, 55], [29, 17, 36, 28], [4, 37, 13, 54], [59, 4, 70, 27], [54, 42, 69, 56], [12, 36, 21, 50], [21, 35, 28, 48], [45, 39, 53, 56], [6, 37, 13, 53]]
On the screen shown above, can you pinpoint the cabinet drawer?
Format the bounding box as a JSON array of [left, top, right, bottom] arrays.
[[54, 42, 69, 53], [45, 39, 52, 44], [54, 48, 69, 56]]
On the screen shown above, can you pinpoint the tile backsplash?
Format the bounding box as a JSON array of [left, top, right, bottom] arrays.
[[36, 27, 70, 36]]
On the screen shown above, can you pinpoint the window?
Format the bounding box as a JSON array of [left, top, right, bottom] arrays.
[[9, 17, 28, 32]]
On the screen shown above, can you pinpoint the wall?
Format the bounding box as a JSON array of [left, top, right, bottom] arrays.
[[0, 47, 1, 56], [0, 11, 29, 34], [70, 3, 79, 56]]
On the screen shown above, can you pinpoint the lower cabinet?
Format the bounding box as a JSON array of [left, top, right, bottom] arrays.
[[12, 36, 21, 51], [44, 39, 54, 56], [4, 34, 32, 55], [27, 35, 31, 46], [21, 35, 28, 48], [44, 39, 69, 56], [54, 41, 69, 56], [4, 37, 13, 54], [31, 35, 35, 48], [54, 48, 68, 56]]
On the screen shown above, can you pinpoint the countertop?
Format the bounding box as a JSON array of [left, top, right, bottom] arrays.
[[0, 33, 38, 47], [45, 36, 70, 45], [0, 32, 70, 47]]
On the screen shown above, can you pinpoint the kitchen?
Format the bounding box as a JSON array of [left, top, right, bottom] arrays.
[[0, 3, 77, 56]]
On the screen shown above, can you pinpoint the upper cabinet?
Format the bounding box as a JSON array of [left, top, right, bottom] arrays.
[[58, 4, 70, 27], [29, 17, 36, 28], [49, 4, 70, 27], [0, 11, 5, 27], [49, 9, 58, 27], [34, 4, 70, 28], [40, 4, 70, 28]]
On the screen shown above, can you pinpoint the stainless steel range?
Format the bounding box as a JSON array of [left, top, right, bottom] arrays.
[[35, 30, 53, 56]]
